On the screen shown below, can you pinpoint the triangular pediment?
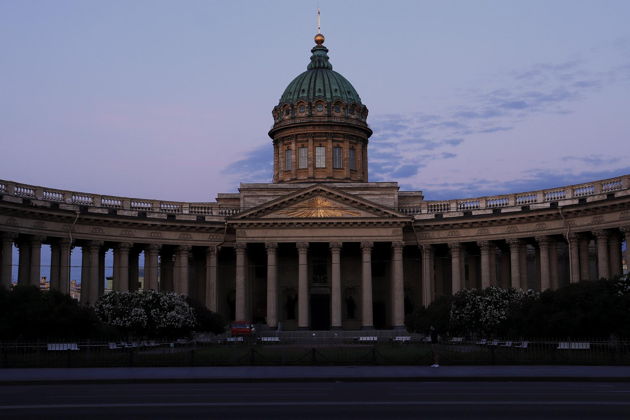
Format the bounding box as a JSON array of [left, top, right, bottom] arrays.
[[233, 185, 407, 220]]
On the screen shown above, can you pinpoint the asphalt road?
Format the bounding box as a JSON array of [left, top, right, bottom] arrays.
[[1, 381, 629, 419]]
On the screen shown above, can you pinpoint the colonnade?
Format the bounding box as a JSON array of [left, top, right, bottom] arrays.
[[0, 227, 627, 330]]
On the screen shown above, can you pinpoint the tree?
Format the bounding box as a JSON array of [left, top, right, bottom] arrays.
[[0, 285, 104, 340]]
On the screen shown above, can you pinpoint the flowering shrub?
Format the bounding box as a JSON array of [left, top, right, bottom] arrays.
[[448, 287, 537, 336], [95, 290, 196, 338]]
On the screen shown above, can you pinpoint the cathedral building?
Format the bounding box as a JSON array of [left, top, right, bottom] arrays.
[[1, 33, 629, 330]]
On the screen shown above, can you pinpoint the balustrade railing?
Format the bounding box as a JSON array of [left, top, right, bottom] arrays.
[[1, 174, 627, 218]]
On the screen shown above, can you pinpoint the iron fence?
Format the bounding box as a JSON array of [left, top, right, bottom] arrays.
[[1, 337, 630, 368]]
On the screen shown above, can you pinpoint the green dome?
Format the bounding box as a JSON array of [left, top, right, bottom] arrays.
[[278, 44, 363, 105]]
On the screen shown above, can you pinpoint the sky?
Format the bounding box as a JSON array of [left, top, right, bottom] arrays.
[[2, 0, 630, 204]]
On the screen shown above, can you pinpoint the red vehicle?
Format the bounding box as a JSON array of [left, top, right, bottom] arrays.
[[230, 321, 255, 336]]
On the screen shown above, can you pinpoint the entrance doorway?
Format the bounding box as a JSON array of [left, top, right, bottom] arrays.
[[310, 294, 330, 330]]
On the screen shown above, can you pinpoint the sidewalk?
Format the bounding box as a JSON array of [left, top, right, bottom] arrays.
[[1, 365, 630, 384]]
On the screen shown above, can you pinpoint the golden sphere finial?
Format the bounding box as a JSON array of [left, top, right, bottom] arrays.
[[314, 33, 325, 45]]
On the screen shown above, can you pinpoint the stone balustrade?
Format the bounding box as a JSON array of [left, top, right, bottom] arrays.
[[0, 179, 240, 217], [2, 174, 629, 220], [399, 175, 630, 216]]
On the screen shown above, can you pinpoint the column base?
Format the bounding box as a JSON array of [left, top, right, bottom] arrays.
[[298, 326, 310, 331], [361, 326, 374, 330], [330, 326, 343, 330], [392, 325, 407, 332]]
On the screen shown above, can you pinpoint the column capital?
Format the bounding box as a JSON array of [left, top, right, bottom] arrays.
[[88, 240, 104, 251], [567, 232, 579, 242], [206, 245, 218, 256], [296, 242, 309, 251], [329, 242, 343, 250], [146, 243, 161, 252], [447, 242, 461, 252], [177, 245, 192, 253], [265, 242, 278, 250], [117, 242, 133, 251], [535, 235, 552, 247], [619, 225, 630, 234], [30, 235, 46, 245], [391, 241, 404, 250], [59, 238, 73, 247], [1, 232, 18, 241], [477, 240, 490, 251], [360, 241, 373, 251], [506, 238, 522, 247], [235, 242, 247, 250], [593, 229, 609, 239]]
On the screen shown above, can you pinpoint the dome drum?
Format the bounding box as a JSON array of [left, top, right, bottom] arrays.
[[269, 34, 372, 184]]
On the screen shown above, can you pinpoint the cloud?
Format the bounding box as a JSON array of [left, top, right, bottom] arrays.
[[222, 144, 272, 182], [421, 166, 630, 201]]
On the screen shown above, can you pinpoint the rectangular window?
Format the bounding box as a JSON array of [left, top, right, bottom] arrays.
[[315, 146, 326, 168], [333, 147, 343, 169], [298, 147, 308, 169], [285, 149, 292, 170], [349, 148, 356, 170]]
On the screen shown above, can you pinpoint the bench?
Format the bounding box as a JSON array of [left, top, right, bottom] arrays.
[[393, 336, 411, 343], [225, 336, 244, 343], [47, 343, 79, 351], [500, 341, 513, 347], [259, 336, 281, 343], [357, 336, 378, 343], [449, 337, 464, 344], [557, 342, 591, 350], [487, 340, 500, 346], [513, 341, 529, 349]]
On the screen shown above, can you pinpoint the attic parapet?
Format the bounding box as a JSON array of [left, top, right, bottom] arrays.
[[401, 174, 630, 218], [0, 179, 240, 218]]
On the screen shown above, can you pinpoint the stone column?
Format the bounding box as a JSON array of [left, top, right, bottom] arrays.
[[114, 242, 131, 292], [488, 243, 497, 286], [478, 241, 491, 289], [59, 239, 71, 294], [507, 239, 521, 289], [360, 241, 373, 329], [0, 233, 16, 289], [159, 249, 174, 292], [174, 245, 191, 296], [448, 243, 462, 294], [17, 239, 30, 286], [567, 233, 580, 284], [88, 241, 102, 305], [205, 246, 218, 312], [421, 244, 434, 307], [391, 242, 404, 329], [519, 242, 528, 289], [29, 236, 43, 288], [235, 243, 247, 321], [128, 249, 139, 291], [594, 230, 610, 280], [80, 245, 90, 304], [578, 235, 590, 281], [50, 241, 60, 291], [265, 243, 278, 328], [608, 231, 622, 277], [297, 242, 309, 329], [549, 241, 559, 290], [144, 244, 160, 290], [536, 236, 551, 291], [330, 242, 342, 329]]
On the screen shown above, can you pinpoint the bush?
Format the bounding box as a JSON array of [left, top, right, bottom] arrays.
[[405, 295, 451, 335], [185, 297, 226, 334], [95, 290, 196, 338], [0, 285, 105, 340]]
